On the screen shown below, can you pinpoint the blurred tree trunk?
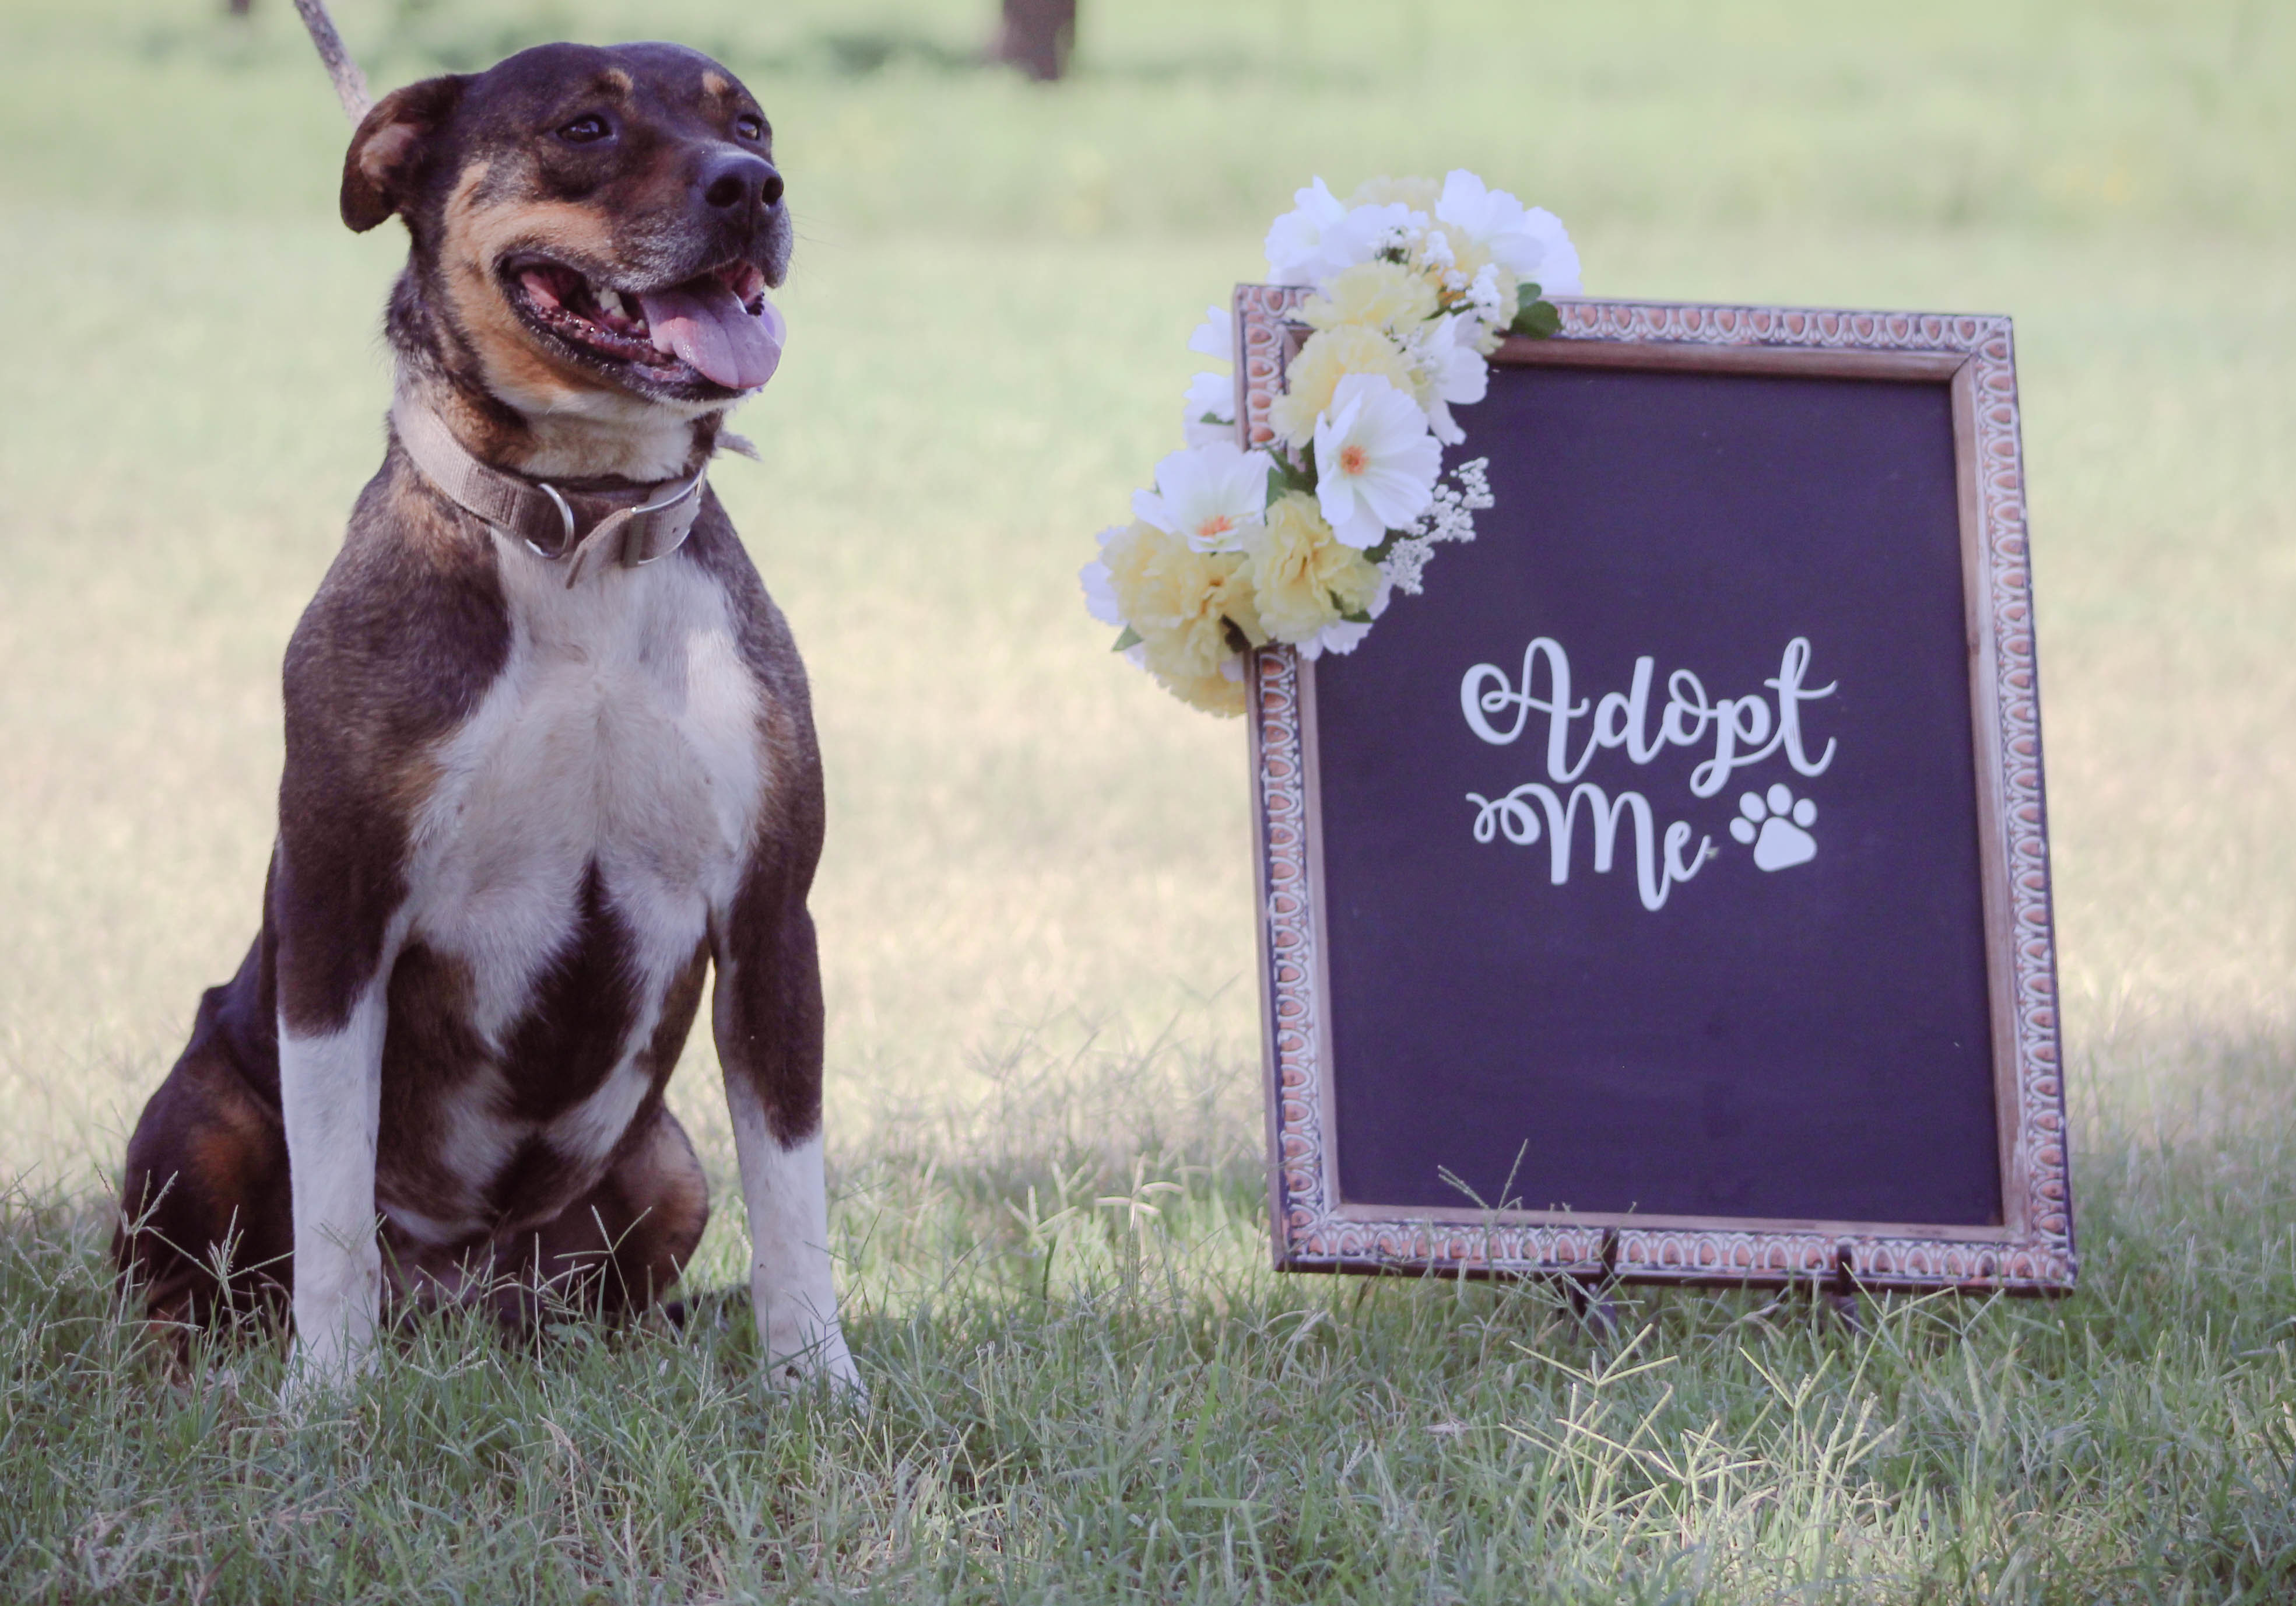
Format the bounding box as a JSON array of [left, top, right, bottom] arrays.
[[992, 0, 1076, 82]]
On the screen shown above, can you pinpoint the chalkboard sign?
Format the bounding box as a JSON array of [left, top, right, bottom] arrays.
[[1235, 290, 2073, 1293]]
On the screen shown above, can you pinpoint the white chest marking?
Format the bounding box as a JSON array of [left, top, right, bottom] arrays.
[[396, 540, 766, 1191]]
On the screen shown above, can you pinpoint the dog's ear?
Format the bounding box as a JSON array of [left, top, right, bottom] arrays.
[[341, 76, 466, 233]]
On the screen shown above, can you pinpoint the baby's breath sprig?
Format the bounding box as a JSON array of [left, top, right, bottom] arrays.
[[1374, 458, 1493, 598]]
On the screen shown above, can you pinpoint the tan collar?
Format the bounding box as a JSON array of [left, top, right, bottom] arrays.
[[390, 399, 709, 587]]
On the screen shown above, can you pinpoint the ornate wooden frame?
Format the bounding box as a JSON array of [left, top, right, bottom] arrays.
[[1235, 286, 2074, 1293]]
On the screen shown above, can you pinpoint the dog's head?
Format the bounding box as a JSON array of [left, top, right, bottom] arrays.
[[344, 43, 788, 417]]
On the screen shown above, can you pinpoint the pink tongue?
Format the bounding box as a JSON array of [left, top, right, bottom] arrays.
[[636, 282, 785, 390]]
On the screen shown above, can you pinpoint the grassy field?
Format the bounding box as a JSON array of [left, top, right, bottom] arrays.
[[2, 0, 2294, 1597]]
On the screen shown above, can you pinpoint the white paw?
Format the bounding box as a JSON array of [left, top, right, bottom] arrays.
[[278, 1338, 370, 1416], [764, 1319, 867, 1404], [1729, 782, 1818, 872]]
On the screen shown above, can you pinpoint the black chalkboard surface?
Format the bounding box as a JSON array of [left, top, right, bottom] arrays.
[[1238, 292, 2074, 1292]]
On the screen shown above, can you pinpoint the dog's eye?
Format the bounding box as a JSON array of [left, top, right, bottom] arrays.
[[733, 115, 766, 142], [557, 115, 612, 145]]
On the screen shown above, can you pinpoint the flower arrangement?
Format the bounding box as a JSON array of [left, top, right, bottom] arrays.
[[1081, 172, 1580, 716]]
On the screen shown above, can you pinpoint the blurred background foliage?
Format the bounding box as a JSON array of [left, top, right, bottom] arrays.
[[2, 0, 2289, 236]]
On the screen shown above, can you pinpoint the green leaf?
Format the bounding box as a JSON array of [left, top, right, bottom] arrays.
[[1364, 533, 1399, 563], [1222, 616, 1266, 655], [1509, 298, 1563, 339], [1111, 625, 1142, 653], [1339, 609, 1374, 625], [1267, 454, 1316, 504], [1515, 281, 1544, 314]]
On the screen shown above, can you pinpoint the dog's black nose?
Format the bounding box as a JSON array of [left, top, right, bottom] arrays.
[[699, 150, 782, 213]]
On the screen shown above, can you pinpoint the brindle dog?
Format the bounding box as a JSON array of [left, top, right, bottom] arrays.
[[113, 42, 860, 1393]]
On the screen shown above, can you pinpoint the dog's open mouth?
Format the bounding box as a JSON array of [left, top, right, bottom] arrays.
[[507, 257, 783, 392]]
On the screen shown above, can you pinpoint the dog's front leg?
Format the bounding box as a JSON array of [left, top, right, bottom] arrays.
[[271, 841, 402, 1391], [279, 986, 389, 1386], [713, 900, 861, 1397]]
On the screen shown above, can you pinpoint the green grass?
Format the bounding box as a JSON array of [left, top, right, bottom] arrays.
[[3, 0, 2295, 1597]]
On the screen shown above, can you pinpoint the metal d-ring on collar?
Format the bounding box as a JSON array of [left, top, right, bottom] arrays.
[[533, 481, 578, 559]]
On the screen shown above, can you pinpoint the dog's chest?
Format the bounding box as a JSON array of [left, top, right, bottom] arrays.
[[381, 549, 765, 1230], [412, 546, 765, 949]]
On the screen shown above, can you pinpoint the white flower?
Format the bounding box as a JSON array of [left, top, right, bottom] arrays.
[[1080, 525, 1126, 626], [1132, 440, 1273, 553], [1321, 202, 1424, 275], [1184, 306, 1238, 447], [1298, 570, 1394, 660], [1264, 177, 1349, 285], [1409, 315, 1490, 446], [1312, 373, 1441, 549], [1267, 180, 1427, 286], [1080, 532, 1146, 667], [1435, 169, 1582, 294], [1080, 560, 1121, 627], [1182, 370, 1236, 447], [1188, 304, 1234, 363]]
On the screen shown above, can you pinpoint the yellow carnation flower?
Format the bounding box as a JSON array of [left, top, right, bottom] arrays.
[[1158, 667, 1248, 717], [1351, 176, 1441, 213], [1100, 520, 1264, 685], [1247, 493, 1383, 645], [1301, 260, 1438, 336], [1268, 325, 1416, 448]]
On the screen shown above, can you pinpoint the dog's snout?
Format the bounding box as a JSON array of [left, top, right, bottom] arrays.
[[699, 150, 782, 215]]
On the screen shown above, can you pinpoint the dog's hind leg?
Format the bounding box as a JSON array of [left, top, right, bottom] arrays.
[[501, 1105, 711, 1322], [115, 944, 294, 1334]]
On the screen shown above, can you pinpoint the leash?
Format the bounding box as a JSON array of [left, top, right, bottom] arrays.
[[291, 0, 372, 122], [392, 401, 709, 587]]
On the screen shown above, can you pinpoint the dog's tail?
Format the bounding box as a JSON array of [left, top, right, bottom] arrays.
[[290, 0, 373, 124]]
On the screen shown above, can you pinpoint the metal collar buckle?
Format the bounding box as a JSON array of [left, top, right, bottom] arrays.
[[525, 472, 701, 566], [623, 471, 704, 567]]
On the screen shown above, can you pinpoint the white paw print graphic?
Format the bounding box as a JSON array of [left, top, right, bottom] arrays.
[[1731, 783, 1818, 871]]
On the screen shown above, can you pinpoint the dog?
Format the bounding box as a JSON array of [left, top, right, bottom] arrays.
[[111, 41, 859, 1393]]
